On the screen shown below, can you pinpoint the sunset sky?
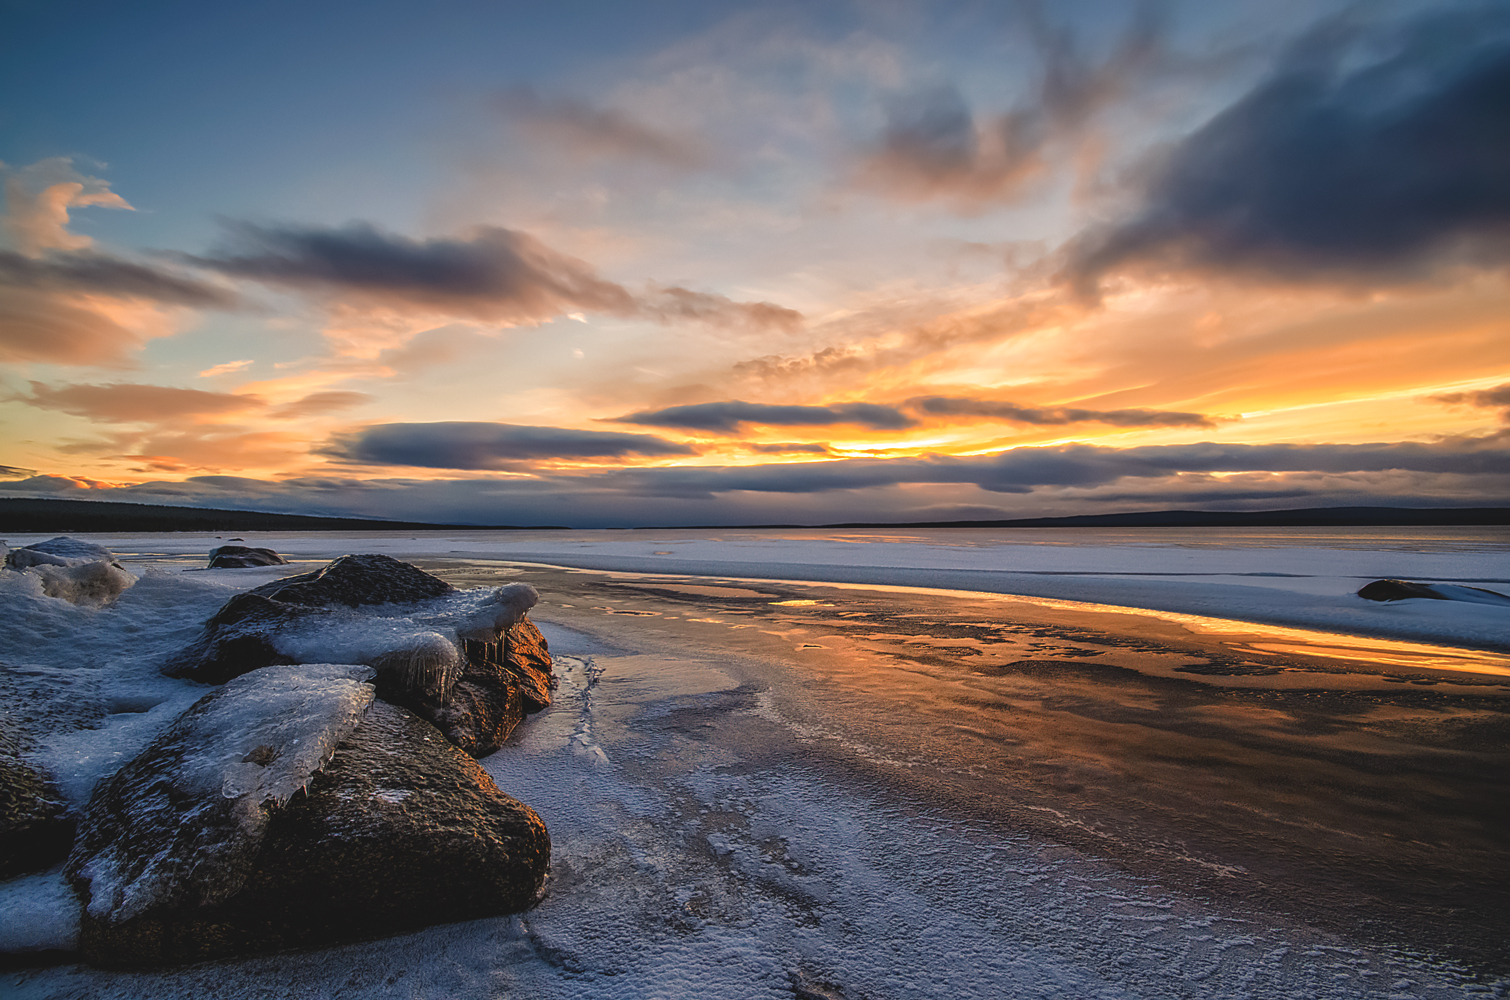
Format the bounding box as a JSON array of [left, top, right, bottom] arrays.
[[2, 0, 1507, 526]]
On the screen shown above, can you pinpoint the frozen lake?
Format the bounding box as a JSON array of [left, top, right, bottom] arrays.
[[3, 527, 1508, 998]]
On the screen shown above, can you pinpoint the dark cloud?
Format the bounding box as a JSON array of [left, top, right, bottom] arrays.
[[188, 221, 801, 330], [1065, 9, 1510, 292], [0, 464, 36, 478], [641, 286, 802, 331], [859, 5, 1164, 208], [1434, 383, 1510, 420], [611, 400, 915, 433], [497, 88, 711, 169], [912, 395, 1215, 428], [189, 222, 638, 323], [326, 421, 696, 470], [747, 442, 832, 454], [561, 437, 1510, 499], [17, 381, 263, 422], [0, 250, 237, 308], [0, 249, 236, 366], [268, 391, 374, 419]]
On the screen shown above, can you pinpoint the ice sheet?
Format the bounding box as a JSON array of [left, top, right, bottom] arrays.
[[37, 526, 1503, 650]]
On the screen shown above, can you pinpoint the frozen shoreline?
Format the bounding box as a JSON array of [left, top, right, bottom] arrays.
[[9, 526, 1504, 652], [4, 534, 1510, 997]]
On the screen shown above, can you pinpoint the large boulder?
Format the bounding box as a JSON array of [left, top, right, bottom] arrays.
[[162, 559, 554, 758], [207, 545, 289, 569], [67, 665, 377, 931], [5, 537, 121, 571], [71, 690, 548, 968]]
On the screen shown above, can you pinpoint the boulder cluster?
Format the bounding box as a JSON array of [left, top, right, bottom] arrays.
[[1, 540, 556, 968]]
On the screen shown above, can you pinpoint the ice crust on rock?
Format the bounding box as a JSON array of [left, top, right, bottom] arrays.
[[456, 583, 539, 640], [67, 664, 375, 922], [2, 536, 135, 605]]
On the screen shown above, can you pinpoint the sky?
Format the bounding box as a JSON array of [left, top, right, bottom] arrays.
[[1, 0, 1507, 527]]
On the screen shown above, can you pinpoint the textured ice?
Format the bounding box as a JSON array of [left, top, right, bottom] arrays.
[[69, 664, 375, 921], [455, 582, 539, 640], [2, 536, 135, 605]]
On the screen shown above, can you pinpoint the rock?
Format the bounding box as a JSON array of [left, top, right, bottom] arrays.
[[3, 536, 134, 605], [160, 592, 318, 684], [461, 619, 555, 713], [247, 553, 455, 607], [67, 665, 376, 934], [160, 557, 554, 757], [412, 614, 553, 757], [423, 677, 526, 758], [0, 721, 75, 879], [74, 699, 548, 968], [1358, 579, 1510, 606], [207, 545, 289, 569]]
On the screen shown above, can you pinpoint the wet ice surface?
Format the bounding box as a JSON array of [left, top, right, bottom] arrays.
[[3, 530, 1508, 997]]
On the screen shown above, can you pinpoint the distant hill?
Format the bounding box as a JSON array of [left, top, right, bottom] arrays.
[[817, 506, 1510, 529], [2, 497, 1505, 534], [0, 498, 562, 533]]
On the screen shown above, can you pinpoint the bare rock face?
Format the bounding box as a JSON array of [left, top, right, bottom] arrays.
[[73, 698, 548, 968], [207, 545, 289, 569], [247, 553, 455, 607], [0, 720, 75, 879]]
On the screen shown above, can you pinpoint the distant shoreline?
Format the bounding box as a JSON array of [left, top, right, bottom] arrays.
[[1, 496, 1506, 533]]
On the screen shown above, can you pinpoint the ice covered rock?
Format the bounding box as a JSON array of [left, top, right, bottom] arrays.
[[455, 582, 539, 640], [66, 664, 376, 929], [162, 561, 555, 757], [207, 545, 289, 569], [3, 536, 134, 605], [160, 592, 317, 684], [1358, 579, 1510, 606], [0, 719, 75, 879], [5, 537, 121, 571], [246, 552, 454, 607], [74, 699, 548, 968]]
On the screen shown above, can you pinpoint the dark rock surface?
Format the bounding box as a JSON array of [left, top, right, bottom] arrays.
[[75, 699, 549, 968], [1358, 579, 1510, 605], [414, 620, 554, 756], [207, 545, 289, 569], [66, 665, 377, 936], [0, 721, 74, 879], [247, 553, 455, 607]]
